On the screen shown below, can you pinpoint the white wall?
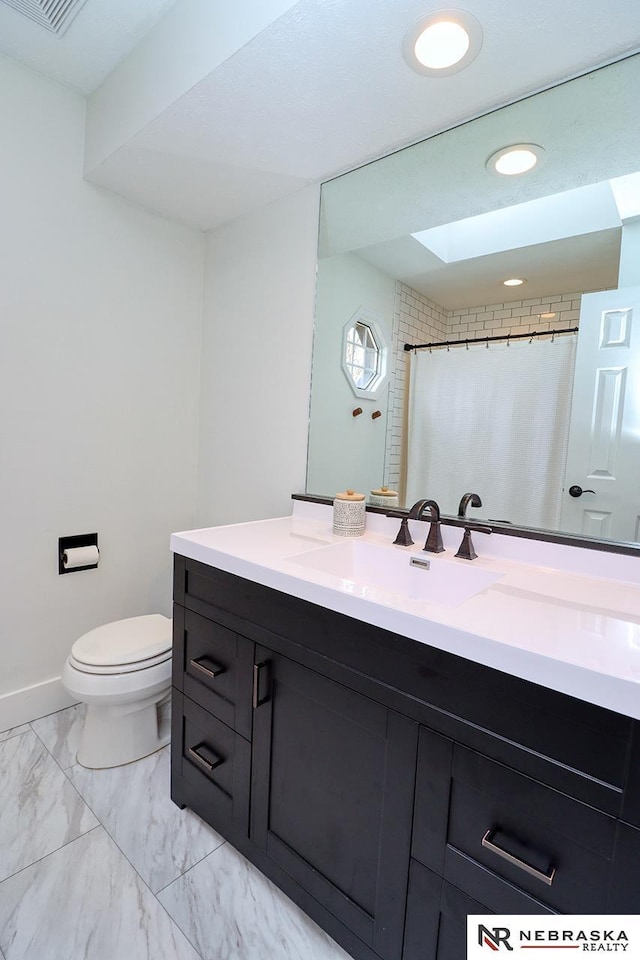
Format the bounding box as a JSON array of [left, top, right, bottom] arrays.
[[197, 185, 320, 526], [307, 253, 396, 497], [0, 55, 204, 728], [619, 220, 640, 287]]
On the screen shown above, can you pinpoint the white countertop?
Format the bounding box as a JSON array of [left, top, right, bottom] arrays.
[[171, 502, 640, 721]]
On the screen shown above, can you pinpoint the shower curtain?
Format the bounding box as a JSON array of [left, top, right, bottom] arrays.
[[405, 336, 577, 529]]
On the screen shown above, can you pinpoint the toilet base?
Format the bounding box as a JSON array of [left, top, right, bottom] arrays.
[[77, 693, 171, 769]]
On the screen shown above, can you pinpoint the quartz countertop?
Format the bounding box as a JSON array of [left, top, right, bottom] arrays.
[[171, 502, 640, 720]]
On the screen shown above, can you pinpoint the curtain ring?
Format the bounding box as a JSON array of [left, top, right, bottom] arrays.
[[507, 334, 511, 347], [447, 343, 450, 351], [486, 337, 489, 349], [552, 331, 555, 343], [429, 344, 433, 354]]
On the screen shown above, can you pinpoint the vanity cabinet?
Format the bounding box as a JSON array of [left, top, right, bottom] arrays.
[[171, 555, 640, 960]]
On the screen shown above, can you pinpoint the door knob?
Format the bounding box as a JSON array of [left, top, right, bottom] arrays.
[[569, 485, 596, 498]]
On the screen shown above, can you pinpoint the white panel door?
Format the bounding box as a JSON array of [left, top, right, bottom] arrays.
[[561, 287, 640, 542]]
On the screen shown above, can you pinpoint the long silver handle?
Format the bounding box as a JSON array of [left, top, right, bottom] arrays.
[[188, 745, 223, 773], [189, 657, 224, 680], [481, 829, 556, 886]]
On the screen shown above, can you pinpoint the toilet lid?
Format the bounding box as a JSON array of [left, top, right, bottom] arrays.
[[71, 614, 172, 668]]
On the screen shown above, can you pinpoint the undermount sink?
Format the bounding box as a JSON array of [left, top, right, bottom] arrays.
[[285, 539, 504, 607]]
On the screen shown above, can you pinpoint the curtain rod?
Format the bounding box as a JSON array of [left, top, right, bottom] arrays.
[[403, 325, 578, 352]]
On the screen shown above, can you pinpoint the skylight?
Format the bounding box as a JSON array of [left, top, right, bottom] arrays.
[[411, 181, 623, 263]]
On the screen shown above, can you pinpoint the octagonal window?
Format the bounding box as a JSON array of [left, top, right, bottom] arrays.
[[341, 308, 388, 399]]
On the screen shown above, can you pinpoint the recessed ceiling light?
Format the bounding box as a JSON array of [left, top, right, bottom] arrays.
[[487, 144, 544, 176], [503, 278, 526, 287], [403, 10, 483, 77], [540, 312, 556, 319]]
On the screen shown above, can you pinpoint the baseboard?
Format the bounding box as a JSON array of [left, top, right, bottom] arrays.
[[0, 676, 77, 731]]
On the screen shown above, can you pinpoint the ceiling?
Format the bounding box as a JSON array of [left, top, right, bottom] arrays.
[[358, 229, 622, 310], [2, 0, 640, 230], [356, 179, 628, 308], [0, 0, 178, 93]]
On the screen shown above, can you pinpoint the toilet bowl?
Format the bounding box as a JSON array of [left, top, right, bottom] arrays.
[[61, 614, 173, 769]]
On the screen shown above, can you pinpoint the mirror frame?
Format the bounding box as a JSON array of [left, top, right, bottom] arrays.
[[306, 53, 640, 558]]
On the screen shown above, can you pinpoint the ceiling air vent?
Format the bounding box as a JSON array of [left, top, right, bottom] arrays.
[[1, 0, 90, 35]]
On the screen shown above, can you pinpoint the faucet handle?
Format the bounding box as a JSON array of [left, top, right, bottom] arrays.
[[455, 523, 491, 561], [392, 517, 414, 547]]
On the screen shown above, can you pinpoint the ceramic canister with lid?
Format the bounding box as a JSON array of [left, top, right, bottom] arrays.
[[369, 486, 399, 509], [333, 490, 366, 537]]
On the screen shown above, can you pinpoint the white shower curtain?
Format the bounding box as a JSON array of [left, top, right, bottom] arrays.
[[405, 336, 577, 529]]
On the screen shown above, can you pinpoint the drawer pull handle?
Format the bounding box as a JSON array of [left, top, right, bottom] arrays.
[[253, 661, 270, 709], [481, 829, 556, 886], [190, 657, 224, 680], [188, 745, 224, 773]]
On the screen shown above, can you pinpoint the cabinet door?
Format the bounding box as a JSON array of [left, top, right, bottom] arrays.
[[404, 861, 492, 960], [251, 648, 418, 960]]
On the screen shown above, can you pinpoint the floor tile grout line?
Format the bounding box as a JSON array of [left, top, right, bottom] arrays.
[[28, 706, 82, 772], [0, 824, 103, 888], [0, 821, 204, 960], [155, 838, 228, 895], [61, 749, 225, 901], [152, 877, 206, 960], [28, 724, 71, 773], [0, 728, 30, 746], [59, 760, 212, 914]]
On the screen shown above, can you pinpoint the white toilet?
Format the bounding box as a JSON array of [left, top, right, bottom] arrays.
[[61, 614, 173, 769]]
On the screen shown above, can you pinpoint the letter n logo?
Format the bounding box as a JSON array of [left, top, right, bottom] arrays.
[[477, 925, 513, 951]]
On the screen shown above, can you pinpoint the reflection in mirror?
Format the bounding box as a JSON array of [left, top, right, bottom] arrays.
[[307, 54, 640, 547]]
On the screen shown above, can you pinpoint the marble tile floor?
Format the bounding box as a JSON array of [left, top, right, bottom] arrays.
[[0, 705, 351, 960]]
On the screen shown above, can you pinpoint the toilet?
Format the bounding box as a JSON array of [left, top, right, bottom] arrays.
[[61, 614, 173, 769]]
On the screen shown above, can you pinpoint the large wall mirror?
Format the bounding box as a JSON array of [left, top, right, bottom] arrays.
[[307, 53, 640, 549]]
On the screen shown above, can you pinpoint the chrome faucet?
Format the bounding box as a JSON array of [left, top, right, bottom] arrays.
[[458, 492, 482, 518]]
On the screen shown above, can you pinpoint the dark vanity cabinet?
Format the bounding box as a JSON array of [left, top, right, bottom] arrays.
[[171, 555, 640, 960]]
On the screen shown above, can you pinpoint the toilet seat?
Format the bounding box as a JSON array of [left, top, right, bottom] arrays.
[[69, 648, 172, 675], [70, 614, 172, 674]]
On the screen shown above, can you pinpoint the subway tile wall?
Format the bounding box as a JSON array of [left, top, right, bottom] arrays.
[[384, 283, 447, 489], [384, 287, 586, 491], [447, 291, 582, 341]]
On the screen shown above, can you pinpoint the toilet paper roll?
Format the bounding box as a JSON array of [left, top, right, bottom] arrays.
[[63, 545, 99, 569]]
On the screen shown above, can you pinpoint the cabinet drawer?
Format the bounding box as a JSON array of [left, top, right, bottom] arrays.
[[172, 605, 253, 740], [171, 691, 250, 839], [446, 746, 616, 913]]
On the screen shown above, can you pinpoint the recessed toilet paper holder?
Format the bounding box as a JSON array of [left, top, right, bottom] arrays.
[[58, 533, 99, 575]]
